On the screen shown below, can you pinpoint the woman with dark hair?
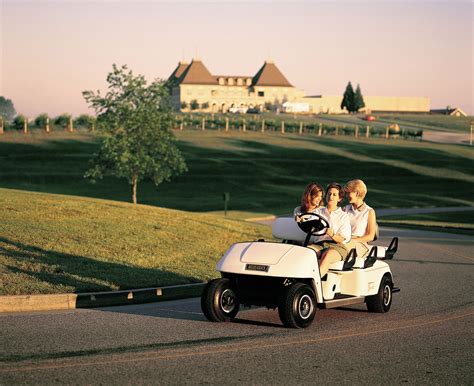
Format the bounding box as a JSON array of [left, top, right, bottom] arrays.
[[317, 183, 352, 277]]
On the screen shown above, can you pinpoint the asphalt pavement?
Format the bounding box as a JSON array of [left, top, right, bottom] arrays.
[[1, 227, 473, 384]]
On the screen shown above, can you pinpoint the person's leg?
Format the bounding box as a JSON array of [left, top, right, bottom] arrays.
[[319, 249, 343, 277]]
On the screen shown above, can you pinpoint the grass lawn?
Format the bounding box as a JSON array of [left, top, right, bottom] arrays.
[[0, 129, 473, 215], [378, 211, 474, 235], [0, 188, 272, 295], [376, 114, 473, 133]]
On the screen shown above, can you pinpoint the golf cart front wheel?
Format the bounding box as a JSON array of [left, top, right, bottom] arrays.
[[279, 283, 316, 328], [201, 278, 240, 322], [366, 274, 393, 313]]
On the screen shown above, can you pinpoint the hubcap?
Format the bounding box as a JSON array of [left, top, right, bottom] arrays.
[[383, 285, 392, 306], [298, 294, 314, 320], [220, 288, 236, 313]]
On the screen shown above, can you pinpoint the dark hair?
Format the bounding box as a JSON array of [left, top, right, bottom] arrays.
[[300, 182, 324, 212], [325, 182, 344, 205]]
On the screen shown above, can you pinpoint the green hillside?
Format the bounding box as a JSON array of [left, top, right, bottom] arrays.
[[0, 130, 472, 214], [0, 188, 271, 295]]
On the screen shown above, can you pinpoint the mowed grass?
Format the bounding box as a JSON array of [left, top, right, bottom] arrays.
[[0, 188, 272, 295], [0, 129, 473, 214], [377, 114, 472, 133], [379, 211, 474, 235]]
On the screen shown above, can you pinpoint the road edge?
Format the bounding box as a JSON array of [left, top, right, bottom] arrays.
[[0, 283, 206, 313]]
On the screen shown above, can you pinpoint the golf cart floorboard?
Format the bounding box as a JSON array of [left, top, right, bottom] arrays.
[[320, 295, 366, 309]]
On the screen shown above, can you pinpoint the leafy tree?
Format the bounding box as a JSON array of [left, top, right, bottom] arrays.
[[341, 81, 355, 113], [12, 114, 27, 131], [190, 99, 199, 110], [201, 102, 210, 110], [180, 101, 188, 110], [353, 84, 365, 112], [34, 113, 50, 128], [74, 114, 96, 129], [0, 96, 16, 122], [54, 114, 72, 128], [83, 64, 187, 204]]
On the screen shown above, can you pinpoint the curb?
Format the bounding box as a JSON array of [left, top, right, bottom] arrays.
[[0, 283, 206, 313]]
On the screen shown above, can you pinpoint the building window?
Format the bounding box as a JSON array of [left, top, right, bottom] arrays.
[[237, 78, 243, 86], [258, 91, 264, 97], [228, 78, 234, 85], [211, 90, 217, 96]]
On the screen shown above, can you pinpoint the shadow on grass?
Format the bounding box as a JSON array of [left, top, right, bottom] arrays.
[[0, 236, 200, 295], [1, 133, 473, 213]]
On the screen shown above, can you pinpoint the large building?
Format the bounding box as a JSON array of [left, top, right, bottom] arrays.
[[167, 59, 430, 114]]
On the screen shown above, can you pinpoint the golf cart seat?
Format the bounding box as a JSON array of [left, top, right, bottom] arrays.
[[329, 237, 399, 271]]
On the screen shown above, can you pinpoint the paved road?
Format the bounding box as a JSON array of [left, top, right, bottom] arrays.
[[1, 228, 473, 384]]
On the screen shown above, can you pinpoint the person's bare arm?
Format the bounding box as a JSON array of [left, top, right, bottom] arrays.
[[352, 209, 376, 243]]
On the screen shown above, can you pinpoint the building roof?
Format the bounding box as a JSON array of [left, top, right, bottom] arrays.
[[252, 60, 293, 87], [177, 59, 216, 85], [167, 59, 294, 87], [168, 61, 189, 81]]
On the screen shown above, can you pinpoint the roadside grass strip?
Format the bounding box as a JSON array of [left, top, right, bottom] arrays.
[[0, 188, 271, 296]]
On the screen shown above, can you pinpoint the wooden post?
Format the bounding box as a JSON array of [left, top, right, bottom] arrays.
[[23, 117, 28, 134], [242, 119, 246, 132], [281, 120, 285, 134], [0, 116, 3, 135], [385, 126, 390, 139], [225, 117, 229, 132], [335, 126, 339, 137], [366, 125, 370, 138], [68, 116, 74, 132], [261, 119, 265, 133], [201, 117, 205, 131], [355, 125, 359, 138], [470, 120, 473, 146], [318, 123, 322, 136], [180, 120, 184, 131], [45, 117, 50, 133], [299, 122, 303, 135]]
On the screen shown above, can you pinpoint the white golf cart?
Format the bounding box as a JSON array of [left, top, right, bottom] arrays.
[[201, 213, 399, 328]]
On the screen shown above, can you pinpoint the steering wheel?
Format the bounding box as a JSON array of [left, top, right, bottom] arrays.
[[296, 212, 329, 236]]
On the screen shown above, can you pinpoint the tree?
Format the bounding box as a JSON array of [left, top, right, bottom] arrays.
[[190, 99, 199, 111], [341, 82, 355, 113], [35, 113, 50, 128], [74, 114, 96, 129], [83, 64, 187, 204], [0, 96, 16, 122], [353, 84, 365, 112], [180, 101, 188, 110], [54, 114, 71, 128], [12, 114, 27, 131], [201, 102, 210, 110]]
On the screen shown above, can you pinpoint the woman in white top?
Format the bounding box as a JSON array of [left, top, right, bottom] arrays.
[[343, 179, 377, 258], [318, 183, 352, 278]]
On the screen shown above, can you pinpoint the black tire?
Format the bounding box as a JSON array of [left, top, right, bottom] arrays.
[[201, 278, 240, 322], [278, 283, 316, 328], [366, 274, 393, 313]]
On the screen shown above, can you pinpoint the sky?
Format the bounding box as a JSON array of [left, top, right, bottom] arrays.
[[1, 0, 473, 117]]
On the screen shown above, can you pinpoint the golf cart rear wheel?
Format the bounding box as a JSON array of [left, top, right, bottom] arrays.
[[279, 283, 316, 329], [201, 278, 240, 322], [366, 274, 393, 313]]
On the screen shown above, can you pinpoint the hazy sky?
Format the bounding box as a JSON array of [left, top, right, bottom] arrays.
[[1, 0, 473, 117]]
